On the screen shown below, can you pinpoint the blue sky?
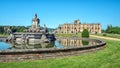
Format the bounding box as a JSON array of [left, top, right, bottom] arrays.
[[0, 0, 120, 29]]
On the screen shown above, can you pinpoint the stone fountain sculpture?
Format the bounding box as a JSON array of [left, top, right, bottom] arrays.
[[6, 13, 56, 44]]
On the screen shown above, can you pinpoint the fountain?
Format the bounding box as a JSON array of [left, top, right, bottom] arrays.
[[0, 13, 106, 62], [0, 37, 106, 62], [6, 13, 56, 44]]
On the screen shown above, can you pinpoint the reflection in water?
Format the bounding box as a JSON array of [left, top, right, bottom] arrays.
[[0, 42, 10, 50], [54, 41, 63, 48], [0, 38, 100, 50], [8, 42, 54, 49], [82, 40, 89, 45], [56, 38, 99, 48], [57, 38, 83, 47]]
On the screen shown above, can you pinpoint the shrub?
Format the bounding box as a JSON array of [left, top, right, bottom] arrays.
[[81, 29, 89, 38], [103, 33, 107, 36]]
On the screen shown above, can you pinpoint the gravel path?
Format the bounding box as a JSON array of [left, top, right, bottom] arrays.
[[90, 35, 120, 41]]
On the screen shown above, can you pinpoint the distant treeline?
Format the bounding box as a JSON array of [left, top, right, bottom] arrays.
[[102, 25, 120, 34], [1, 25, 119, 34], [0, 26, 56, 34]]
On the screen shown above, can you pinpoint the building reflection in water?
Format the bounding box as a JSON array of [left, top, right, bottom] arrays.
[[57, 38, 99, 48], [7, 38, 99, 49]]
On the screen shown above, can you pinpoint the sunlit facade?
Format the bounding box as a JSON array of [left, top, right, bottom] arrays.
[[56, 20, 101, 34]]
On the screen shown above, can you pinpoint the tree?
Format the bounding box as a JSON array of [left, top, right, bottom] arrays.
[[0, 26, 4, 34], [106, 25, 120, 34], [81, 29, 89, 38], [106, 25, 112, 33]]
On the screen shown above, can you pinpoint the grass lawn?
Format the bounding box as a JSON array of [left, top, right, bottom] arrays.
[[56, 33, 81, 37], [0, 38, 120, 68], [93, 33, 120, 39], [0, 34, 8, 37]]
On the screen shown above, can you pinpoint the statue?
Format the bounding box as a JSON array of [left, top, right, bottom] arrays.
[[31, 13, 40, 30], [44, 24, 48, 33], [5, 26, 12, 35]]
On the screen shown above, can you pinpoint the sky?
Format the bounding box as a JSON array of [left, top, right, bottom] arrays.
[[0, 0, 120, 29]]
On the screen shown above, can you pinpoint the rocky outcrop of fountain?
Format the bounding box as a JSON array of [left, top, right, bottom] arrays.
[[6, 13, 56, 44]]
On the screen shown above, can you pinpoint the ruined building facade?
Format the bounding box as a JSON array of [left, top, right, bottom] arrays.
[[56, 20, 101, 34]]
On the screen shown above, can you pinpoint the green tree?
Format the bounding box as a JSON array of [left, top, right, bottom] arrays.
[[0, 26, 4, 34], [81, 29, 89, 38], [106, 25, 120, 34]]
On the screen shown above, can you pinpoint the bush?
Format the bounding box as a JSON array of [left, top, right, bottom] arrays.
[[81, 29, 89, 38], [103, 33, 107, 36]]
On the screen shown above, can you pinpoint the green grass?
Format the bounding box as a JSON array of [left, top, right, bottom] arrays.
[[56, 33, 81, 37], [0, 34, 9, 37], [93, 33, 120, 39], [0, 39, 120, 68]]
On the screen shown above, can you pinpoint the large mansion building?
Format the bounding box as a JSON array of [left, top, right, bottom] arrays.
[[55, 20, 101, 34]]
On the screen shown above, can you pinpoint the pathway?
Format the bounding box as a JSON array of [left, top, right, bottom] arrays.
[[90, 35, 120, 41]]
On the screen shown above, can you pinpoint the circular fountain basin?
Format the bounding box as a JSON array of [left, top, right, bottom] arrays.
[[0, 37, 106, 62]]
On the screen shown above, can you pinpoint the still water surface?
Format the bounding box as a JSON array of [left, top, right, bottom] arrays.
[[0, 38, 99, 50]]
